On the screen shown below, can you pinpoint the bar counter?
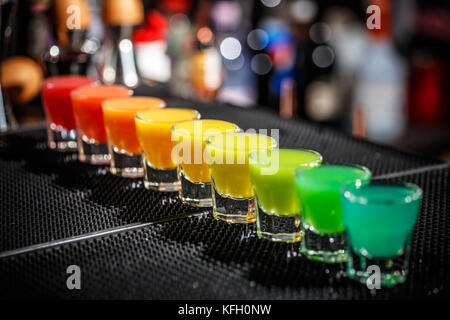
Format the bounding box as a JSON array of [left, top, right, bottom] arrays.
[[0, 86, 449, 299]]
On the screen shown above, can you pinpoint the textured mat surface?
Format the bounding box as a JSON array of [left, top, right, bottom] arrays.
[[0, 91, 448, 299]]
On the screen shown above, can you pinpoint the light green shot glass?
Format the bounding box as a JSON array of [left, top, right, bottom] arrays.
[[294, 164, 372, 263], [249, 149, 322, 243]]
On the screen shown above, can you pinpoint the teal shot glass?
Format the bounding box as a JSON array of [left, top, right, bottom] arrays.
[[341, 181, 422, 287]]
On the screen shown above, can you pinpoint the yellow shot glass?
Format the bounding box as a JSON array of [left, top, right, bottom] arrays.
[[205, 132, 278, 223], [135, 108, 200, 191], [171, 119, 240, 207]]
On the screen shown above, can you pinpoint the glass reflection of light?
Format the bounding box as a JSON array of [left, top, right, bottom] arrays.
[[119, 39, 133, 53]]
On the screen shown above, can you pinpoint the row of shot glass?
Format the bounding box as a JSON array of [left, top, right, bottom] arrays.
[[42, 75, 422, 287]]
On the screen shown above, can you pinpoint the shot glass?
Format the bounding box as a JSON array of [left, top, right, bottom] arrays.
[[342, 181, 422, 287], [294, 165, 372, 263], [102, 97, 166, 178], [71, 85, 132, 164], [171, 120, 240, 207], [205, 132, 278, 224], [41, 76, 97, 151], [135, 108, 200, 191], [249, 149, 322, 243]]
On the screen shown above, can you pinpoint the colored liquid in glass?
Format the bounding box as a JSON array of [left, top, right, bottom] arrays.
[[295, 165, 372, 233], [135, 108, 200, 169], [71, 85, 131, 143], [103, 97, 165, 154], [42, 76, 96, 130], [206, 132, 277, 199], [249, 149, 322, 216], [172, 120, 239, 183], [342, 184, 422, 258]]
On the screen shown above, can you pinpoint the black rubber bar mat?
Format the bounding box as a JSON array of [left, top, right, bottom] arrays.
[[0, 88, 448, 299], [1, 166, 448, 299]]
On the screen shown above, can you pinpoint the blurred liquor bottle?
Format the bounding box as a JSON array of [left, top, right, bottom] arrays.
[[213, 0, 257, 107], [395, 0, 450, 128], [287, 0, 342, 126], [43, 0, 95, 76], [101, 0, 144, 87], [191, 26, 222, 101], [409, 55, 448, 127], [352, 0, 407, 142], [255, 0, 296, 114], [133, 10, 171, 85], [158, 0, 196, 98], [191, 0, 222, 101]]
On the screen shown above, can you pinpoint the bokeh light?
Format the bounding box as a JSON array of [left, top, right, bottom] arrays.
[[309, 22, 332, 44], [223, 54, 245, 71], [251, 53, 272, 75], [197, 27, 213, 44], [290, 0, 318, 24], [49, 45, 59, 57], [312, 45, 335, 68], [211, 1, 242, 31], [261, 0, 282, 8], [220, 37, 242, 60], [247, 29, 269, 51]]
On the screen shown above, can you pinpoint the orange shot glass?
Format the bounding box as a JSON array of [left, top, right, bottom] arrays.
[[102, 97, 166, 178], [71, 85, 132, 164], [135, 108, 200, 192]]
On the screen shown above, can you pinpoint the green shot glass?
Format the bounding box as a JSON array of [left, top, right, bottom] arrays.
[[294, 165, 372, 263], [249, 149, 322, 243], [342, 181, 422, 287]]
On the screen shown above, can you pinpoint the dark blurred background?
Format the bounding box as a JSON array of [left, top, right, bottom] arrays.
[[1, 0, 449, 161]]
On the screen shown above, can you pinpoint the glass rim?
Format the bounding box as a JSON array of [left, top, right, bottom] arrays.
[[171, 119, 241, 138], [102, 96, 166, 110], [249, 148, 323, 167], [42, 76, 98, 89], [70, 85, 133, 99], [205, 131, 278, 151], [134, 108, 200, 123], [294, 164, 372, 184], [341, 181, 423, 205]]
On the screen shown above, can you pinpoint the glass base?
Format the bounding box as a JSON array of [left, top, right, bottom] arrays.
[[256, 198, 302, 243], [211, 184, 255, 224], [301, 224, 346, 263], [143, 159, 180, 192], [109, 146, 143, 178], [347, 246, 409, 287], [47, 124, 77, 152], [178, 168, 212, 207], [286, 243, 301, 258], [78, 134, 110, 165], [236, 223, 257, 241]]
